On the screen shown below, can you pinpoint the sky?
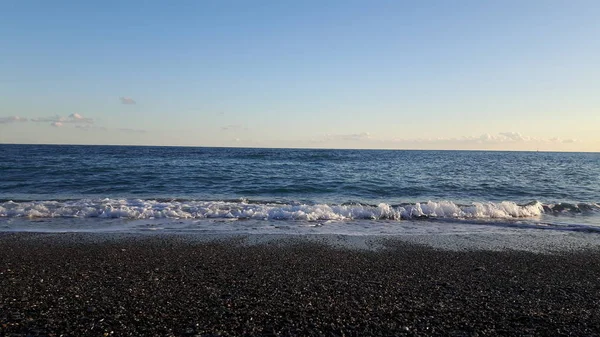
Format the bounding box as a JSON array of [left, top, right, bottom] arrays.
[[1, 0, 599, 151]]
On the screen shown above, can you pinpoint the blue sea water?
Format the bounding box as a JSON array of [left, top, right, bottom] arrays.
[[1, 144, 599, 235]]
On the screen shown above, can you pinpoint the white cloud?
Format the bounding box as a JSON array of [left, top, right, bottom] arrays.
[[68, 113, 93, 124], [51, 122, 63, 127], [498, 132, 530, 142], [0, 116, 28, 124], [120, 97, 136, 105]]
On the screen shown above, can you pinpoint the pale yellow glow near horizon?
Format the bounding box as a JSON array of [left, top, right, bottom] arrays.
[[1, 123, 599, 152]]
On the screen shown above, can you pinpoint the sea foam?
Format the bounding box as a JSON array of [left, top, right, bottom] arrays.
[[0, 199, 557, 220]]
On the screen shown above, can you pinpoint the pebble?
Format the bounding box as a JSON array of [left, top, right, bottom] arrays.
[[1, 233, 599, 336]]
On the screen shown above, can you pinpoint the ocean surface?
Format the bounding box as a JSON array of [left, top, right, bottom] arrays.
[[1, 144, 599, 236]]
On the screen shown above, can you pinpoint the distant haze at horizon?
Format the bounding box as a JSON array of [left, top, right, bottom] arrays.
[[1, 1, 599, 152], [0, 142, 592, 154]]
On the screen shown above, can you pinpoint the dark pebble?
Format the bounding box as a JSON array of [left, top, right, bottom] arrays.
[[1, 233, 600, 336]]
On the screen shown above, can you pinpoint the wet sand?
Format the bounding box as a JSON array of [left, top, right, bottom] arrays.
[[1, 233, 600, 336]]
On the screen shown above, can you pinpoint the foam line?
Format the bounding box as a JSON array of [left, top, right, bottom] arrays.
[[0, 199, 578, 220]]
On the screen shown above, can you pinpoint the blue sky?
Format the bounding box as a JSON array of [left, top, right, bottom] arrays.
[[1, 0, 599, 151]]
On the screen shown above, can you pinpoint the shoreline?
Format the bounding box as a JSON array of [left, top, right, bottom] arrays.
[[1, 230, 600, 253], [2, 233, 600, 336]]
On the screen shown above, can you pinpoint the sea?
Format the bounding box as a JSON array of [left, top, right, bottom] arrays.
[[1, 144, 599, 239]]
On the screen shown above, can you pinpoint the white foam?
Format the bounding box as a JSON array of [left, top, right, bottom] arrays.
[[0, 199, 545, 220]]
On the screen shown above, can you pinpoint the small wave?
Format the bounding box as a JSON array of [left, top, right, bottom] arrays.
[[543, 202, 600, 214], [0, 199, 561, 221]]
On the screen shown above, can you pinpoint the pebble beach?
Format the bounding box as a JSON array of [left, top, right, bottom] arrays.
[[2, 233, 600, 336]]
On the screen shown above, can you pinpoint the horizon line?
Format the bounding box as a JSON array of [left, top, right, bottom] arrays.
[[1, 142, 598, 154]]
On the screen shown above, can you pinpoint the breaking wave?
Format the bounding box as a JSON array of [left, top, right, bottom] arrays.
[[1, 199, 596, 221]]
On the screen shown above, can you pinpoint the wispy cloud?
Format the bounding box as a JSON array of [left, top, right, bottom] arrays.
[[30, 117, 57, 123], [549, 137, 577, 144], [498, 132, 532, 142], [438, 133, 576, 144], [73, 125, 147, 133], [51, 122, 63, 127], [390, 133, 576, 144], [75, 125, 107, 131], [221, 124, 248, 131], [31, 114, 94, 126], [0, 116, 28, 124], [120, 97, 136, 105], [325, 132, 372, 141], [74, 125, 146, 133], [320, 132, 577, 145], [116, 128, 147, 133]]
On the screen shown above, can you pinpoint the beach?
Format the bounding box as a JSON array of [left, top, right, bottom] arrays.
[[3, 0, 599, 334], [2, 233, 600, 336]]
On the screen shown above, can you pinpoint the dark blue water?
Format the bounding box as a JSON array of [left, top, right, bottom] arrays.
[[1, 144, 599, 234]]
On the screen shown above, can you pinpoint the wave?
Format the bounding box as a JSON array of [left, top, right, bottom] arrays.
[[1, 199, 596, 221]]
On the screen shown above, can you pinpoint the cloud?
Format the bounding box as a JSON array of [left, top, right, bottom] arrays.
[[221, 124, 248, 131], [0, 116, 28, 124], [5, 113, 149, 134], [30, 116, 58, 123], [116, 128, 147, 133], [325, 132, 372, 141], [319, 131, 579, 147], [498, 132, 531, 142], [400, 132, 547, 144], [31, 114, 94, 126], [550, 137, 577, 143], [73, 125, 146, 133], [69, 113, 94, 123], [467, 133, 577, 144], [120, 97, 136, 105], [75, 125, 107, 131], [67, 113, 93, 124]]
